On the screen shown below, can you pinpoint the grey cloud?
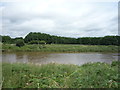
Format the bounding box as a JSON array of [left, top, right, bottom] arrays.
[[1, 1, 118, 38]]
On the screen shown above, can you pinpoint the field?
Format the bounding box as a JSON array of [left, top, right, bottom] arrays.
[[2, 61, 119, 88], [2, 44, 119, 52]]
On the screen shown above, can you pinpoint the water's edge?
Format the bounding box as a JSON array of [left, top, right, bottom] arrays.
[[1, 52, 118, 65]]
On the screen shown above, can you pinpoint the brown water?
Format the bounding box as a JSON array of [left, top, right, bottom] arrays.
[[1, 52, 119, 65]]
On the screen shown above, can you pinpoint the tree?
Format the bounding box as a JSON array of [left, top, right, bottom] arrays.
[[89, 37, 101, 45], [2, 36, 12, 44], [99, 36, 118, 45], [115, 36, 120, 45], [80, 37, 91, 45], [23, 32, 120, 45], [16, 39, 25, 47]]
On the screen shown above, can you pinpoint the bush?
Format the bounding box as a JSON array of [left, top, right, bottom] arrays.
[[28, 40, 46, 44], [2, 61, 119, 88], [2, 36, 12, 44], [28, 40, 38, 44], [111, 61, 120, 67], [39, 41, 46, 44], [16, 39, 25, 47]]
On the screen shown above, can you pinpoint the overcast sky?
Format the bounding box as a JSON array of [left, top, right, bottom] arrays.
[[0, 0, 119, 38]]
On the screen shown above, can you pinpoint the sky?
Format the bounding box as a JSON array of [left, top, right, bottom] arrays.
[[0, 0, 119, 38]]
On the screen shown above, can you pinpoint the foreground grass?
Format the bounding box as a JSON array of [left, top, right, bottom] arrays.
[[2, 61, 119, 88], [2, 44, 119, 52]]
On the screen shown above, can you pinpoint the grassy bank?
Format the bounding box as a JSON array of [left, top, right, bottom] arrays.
[[2, 44, 119, 52], [2, 61, 119, 88]]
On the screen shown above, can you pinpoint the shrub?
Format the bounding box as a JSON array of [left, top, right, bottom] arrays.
[[2, 61, 119, 88], [111, 61, 120, 67], [16, 39, 25, 47], [39, 41, 46, 44], [28, 40, 46, 44], [28, 40, 38, 44]]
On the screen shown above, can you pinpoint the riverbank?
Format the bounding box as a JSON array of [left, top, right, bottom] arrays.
[[2, 61, 119, 88], [2, 44, 119, 52]]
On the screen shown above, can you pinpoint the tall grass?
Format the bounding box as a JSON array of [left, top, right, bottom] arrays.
[[2, 61, 119, 88], [2, 44, 119, 52]]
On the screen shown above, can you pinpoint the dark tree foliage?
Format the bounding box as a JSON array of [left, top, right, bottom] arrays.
[[78, 37, 91, 45], [90, 37, 101, 45], [12, 37, 24, 44], [24, 32, 77, 44], [99, 36, 118, 45], [2, 36, 12, 44], [24, 32, 120, 45], [24, 32, 51, 43], [1, 33, 120, 45], [115, 36, 120, 45], [16, 39, 25, 47]]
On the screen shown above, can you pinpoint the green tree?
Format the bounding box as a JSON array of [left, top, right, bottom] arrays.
[[100, 36, 118, 45], [80, 37, 91, 45], [90, 37, 101, 45], [24, 32, 120, 45], [2, 36, 12, 44], [16, 39, 25, 47]]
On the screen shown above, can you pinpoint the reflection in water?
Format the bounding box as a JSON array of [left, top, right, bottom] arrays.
[[2, 52, 119, 65]]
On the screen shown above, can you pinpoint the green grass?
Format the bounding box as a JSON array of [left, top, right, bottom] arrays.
[[2, 61, 119, 88], [2, 44, 119, 52]]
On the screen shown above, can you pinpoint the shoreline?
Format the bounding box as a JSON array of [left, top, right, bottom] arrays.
[[2, 44, 119, 53]]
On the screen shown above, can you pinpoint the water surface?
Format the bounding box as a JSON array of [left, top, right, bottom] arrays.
[[1, 52, 119, 65]]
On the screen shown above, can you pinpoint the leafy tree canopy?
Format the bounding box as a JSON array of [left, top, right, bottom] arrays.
[[16, 39, 25, 47]]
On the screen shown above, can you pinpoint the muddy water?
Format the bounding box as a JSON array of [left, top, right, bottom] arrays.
[[1, 52, 119, 65]]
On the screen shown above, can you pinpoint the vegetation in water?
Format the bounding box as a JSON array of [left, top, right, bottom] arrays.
[[2, 61, 119, 88], [2, 44, 119, 52]]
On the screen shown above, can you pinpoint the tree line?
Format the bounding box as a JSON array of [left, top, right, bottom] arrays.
[[0, 32, 120, 45]]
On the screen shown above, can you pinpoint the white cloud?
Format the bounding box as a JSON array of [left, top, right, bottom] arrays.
[[1, 0, 118, 38]]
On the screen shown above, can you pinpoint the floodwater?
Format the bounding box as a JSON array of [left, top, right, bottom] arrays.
[[1, 52, 119, 65]]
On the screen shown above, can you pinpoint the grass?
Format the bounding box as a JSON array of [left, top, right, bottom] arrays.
[[2, 44, 119, 52], [2, 61, 119, 88]]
